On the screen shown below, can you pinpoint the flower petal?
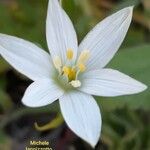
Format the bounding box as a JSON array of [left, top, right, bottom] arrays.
[[46, 0, 78, 64], [59, 91, 101, 147], [22, 79, 64, 107], [79, 69, 147, 97], [0, 34, 54, 81], [78, 7, 133, 70]]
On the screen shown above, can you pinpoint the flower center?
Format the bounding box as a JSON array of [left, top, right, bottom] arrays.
[[53, 49, 90, 88]]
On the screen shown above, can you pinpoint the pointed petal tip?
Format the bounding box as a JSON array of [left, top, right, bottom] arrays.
[[84, 123, 101, 148], [131, 82, 147, 95], [123, 5, 134, 10], [134, 79, 148, 93], [140, 83, 148, 92], [89, 139, 99, 148], [84, 130, 101, 148], [123, 6, 134, 16], [128, 6, 134, 12], [48, 0, 59, 6], [127, 5, 134, 10], [118, 6, 133, 18], [60, 91, 101, 149]]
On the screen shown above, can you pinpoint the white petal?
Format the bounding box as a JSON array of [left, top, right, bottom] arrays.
[[46, 0, 78, 64], [22, 79, 64, 107], [0, 34, 54, 81], [78, 7, 133, 70], [59, 91, 101, 147], [79, 69, 147, 96]]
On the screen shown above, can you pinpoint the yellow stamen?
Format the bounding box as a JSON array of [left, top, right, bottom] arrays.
[[78, 50, 90, 64], [68, 68, 76, 81], [70, 80, 81, 88], [67, 49, 74, 60], [53, 56, 62, 71], [53, 49, 90, 87], [63, 66, 76, 81], [78, 63, 86, 72], [63, 66, 70, 76]]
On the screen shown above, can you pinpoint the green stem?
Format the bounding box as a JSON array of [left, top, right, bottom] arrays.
[[0, 104, 59, 129], [35, 113, 64, 131]]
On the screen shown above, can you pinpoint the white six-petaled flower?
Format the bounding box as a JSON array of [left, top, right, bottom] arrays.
[[0, 0, 147, 147]]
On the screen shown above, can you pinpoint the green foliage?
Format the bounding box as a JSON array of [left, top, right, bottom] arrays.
[[0, 130, 11, 149], [0, 59, 10, 74], [0, 130, 7, 143], [101, 108, 150, 150], [0, 76, 13, 112], [0, 0, 48, 49], [0, 90, 12, 112]]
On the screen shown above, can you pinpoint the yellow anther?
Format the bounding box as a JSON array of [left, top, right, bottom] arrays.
[[78, 50, 90, 64], [67, 49, 74, 60], [70, 80, 81, 88], [53, 56, 62, 70], [63, 66, 76, 81], [78, 63, 86, 72], [63, 66, 70, 76]]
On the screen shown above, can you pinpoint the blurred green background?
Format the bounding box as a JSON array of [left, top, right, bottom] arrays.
[[0, 0, 149, 150]]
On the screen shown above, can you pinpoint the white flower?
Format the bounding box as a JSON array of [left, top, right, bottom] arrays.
[[0, 0, 147, 147]]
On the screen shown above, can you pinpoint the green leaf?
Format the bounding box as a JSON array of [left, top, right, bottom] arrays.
[[35, 113, 64, 131], [0, 130, 7, 143], [0, 130, 11, 149], [96, 44, 150, 111], [0, 59, 10, 74], [0, 90, 13, 112], [0, 0, 48, 49], [101, 109, 150, 150]]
